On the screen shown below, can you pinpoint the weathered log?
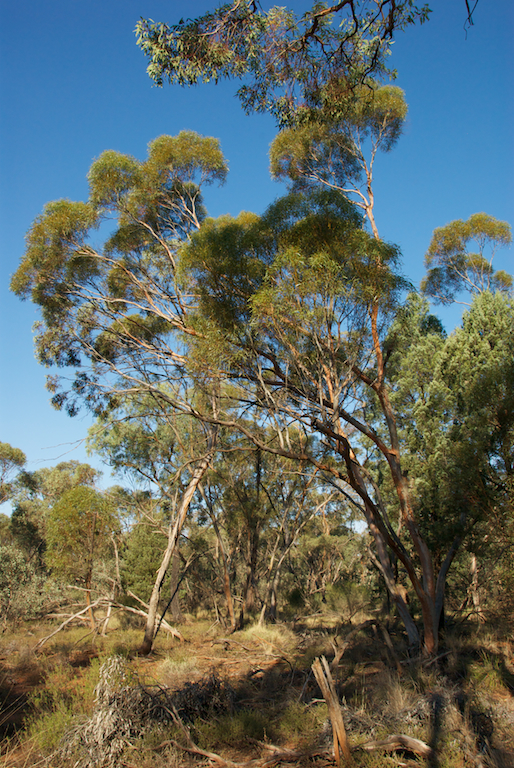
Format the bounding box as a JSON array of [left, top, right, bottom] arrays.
[[360, 733, 434, 758]]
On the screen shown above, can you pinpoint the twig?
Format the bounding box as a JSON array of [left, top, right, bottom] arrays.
[[212, 637, 255, 652], [154, 738, 325, 767]]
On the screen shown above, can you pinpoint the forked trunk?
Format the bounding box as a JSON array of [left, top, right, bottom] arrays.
[[139, 447, 215, 654]]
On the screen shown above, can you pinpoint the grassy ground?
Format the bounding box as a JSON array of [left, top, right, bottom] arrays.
[[1, 614, 513, 768]]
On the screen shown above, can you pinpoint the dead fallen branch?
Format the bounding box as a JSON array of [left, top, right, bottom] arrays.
[[33, 599, 106, 651], [212, 637, 255, 652], [112, 600, 183, 641], [33, 597, 182, 651], [154, 738, 325, 768], [359, 733, 434, 758]]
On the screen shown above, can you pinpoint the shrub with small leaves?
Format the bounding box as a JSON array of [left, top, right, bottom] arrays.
[[0, 544, 61, 628]]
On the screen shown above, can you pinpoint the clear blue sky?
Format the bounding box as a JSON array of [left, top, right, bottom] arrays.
[[1, 1, 513, 500]]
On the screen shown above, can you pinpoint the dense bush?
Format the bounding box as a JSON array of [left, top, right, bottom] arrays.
[[0, 544, 63, 628]]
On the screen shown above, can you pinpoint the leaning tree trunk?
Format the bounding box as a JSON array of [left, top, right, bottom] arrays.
[[139, 441, 216, 654]]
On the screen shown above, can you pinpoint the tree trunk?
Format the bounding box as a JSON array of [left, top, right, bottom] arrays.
[[469, 553, 486, 622], [199, 484, 237, 632], [259, 542, 296, 625], [169, 548, 183, 623], [237, 527, 260, 629], [139, 441, 216, 654], [85, 570, 95, 630]]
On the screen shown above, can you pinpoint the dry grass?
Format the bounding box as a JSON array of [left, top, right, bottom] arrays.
[[1, 617, 513, 768]]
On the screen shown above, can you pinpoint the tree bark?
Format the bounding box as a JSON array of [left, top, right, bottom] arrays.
[[237, 525, 260, 629], [169, 548, 183, 623], [139, 436, 216, 654]]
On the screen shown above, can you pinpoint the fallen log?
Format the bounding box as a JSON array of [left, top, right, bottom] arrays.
[[359, 733, 434, 759]]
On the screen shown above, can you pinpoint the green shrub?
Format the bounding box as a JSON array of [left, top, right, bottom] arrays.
[[0, 544, 63, 627]]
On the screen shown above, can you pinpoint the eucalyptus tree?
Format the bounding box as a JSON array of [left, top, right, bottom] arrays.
[[196, 426, 327, 628], [9, 460, 100, 564], [0, 442, 26, 505], [89, 395, 218, 652], [197, 433, 267, 630], [136, 1, 430, 128], [11, 131, 227, 421], [422, 213, 512, 305], [270, 82, 407, 239], [11, 132, 227, 651], [257, 473, 339, 624], [179, 184, 510, 655]]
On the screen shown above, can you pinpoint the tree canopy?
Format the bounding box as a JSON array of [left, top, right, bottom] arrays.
[[0, 442, 26, 505], [11, 131, 227, 419], [136, 1, 430, 126], [422, 213, 512, 305]]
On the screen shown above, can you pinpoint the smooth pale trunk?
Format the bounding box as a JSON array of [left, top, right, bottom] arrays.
[[139, 451, 214, 654]]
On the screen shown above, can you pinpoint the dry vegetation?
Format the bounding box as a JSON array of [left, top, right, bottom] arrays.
[[1, 614, 513, 768]]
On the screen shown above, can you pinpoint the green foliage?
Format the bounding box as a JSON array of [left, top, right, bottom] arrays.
[[45, 485, 117, 585], [0, 441, 26, 504], [179, 210, 267, 331], [422, 213, 512, 305], [270, 84, 407, 187], [10, 199, 99, 341], [0, 512, 12, 544], [121, 522, 169, 603], [0, 544, 61, 626], [384, 292, 514, 579], [182, 187, 408, 380], [11, 132, 228, 418], [26, 657, 101, 756], [253, 202, 404, 314], [9, 460, 101, 563], [136, 2, 429, 127]]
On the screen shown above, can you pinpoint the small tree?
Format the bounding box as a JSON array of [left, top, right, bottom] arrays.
[[89, 395, 219, 651], [9, 460, 100, 565], [0, 544, 62, 630], [45, 486, 117, 628]]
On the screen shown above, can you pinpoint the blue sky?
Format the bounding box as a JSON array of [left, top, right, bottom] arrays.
[[1, 0, 513, 501]]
